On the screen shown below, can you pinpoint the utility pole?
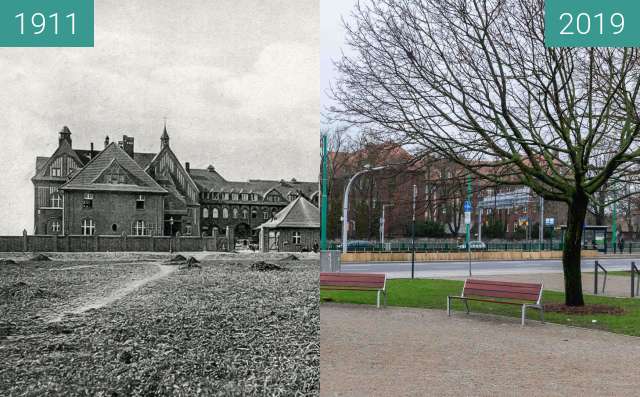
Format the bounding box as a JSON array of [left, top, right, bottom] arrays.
[[612, 199, 617, 254], [320, 134, 328, 251], [411, 184, 417, 279], [380, 204, 393, 246], [465, 175, 472, 277]]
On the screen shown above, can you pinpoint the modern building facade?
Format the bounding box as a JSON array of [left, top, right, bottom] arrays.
[[33, 126, 318, 239]]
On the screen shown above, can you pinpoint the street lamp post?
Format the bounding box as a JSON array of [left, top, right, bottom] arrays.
[[380, 204, 394, 247], [342, 165, 387, 254], [169, 217, 174, 253]]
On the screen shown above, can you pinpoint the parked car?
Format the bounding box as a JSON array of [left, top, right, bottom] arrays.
[[335, 240, 375, 251], [458, 241, 487, 250]]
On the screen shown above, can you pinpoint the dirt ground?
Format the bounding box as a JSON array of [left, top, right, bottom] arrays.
[[321, 304, 640, 397], [447, 273, 637, 298], [0, 254, 319, 395]]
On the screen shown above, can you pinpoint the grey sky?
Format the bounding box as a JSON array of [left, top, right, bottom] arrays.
[[321, 0, 357, 114], [0, 0, 319, 234]]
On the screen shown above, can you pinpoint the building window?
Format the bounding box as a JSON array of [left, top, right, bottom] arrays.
[[242, 209, 249, 219], [185, 225, 192, 235], [252, 209, 257, 218], [242, 193, 249, 201], [212, 208, 219, 218], [203, 208, 209, 218], [293, 231, 301, 244], [263, 211, 269, 220], [51, 167, 62, 177], [133, 220, 146, 236], [233, 208, 239, 219], [82, 219, 95, 236], [232, 193, 239, 201], [112, 224, 118, 232], [50, 194, 62, 208], [223, 208, 229, 219], [136, 195, 145, 210], [51, 220, 61, 233], [212, 192, 219, 200], [271, 208, 277, 218], [83, 193, 94, 209], [288, 193, 297, 202]]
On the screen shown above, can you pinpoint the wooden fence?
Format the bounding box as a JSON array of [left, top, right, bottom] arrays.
[[0, 230, 234, 253]]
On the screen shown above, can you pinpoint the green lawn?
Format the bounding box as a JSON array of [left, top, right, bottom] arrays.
[[321, 278, 640, 337]]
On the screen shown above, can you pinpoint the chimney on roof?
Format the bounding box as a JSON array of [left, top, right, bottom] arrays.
[[90, 143, 94, 159], [104, 135, 110, 148], [58, 126, 72, 147], [185, 162, 190, 173], [120, 135, 135, 158], [207, 164, 215, 172]]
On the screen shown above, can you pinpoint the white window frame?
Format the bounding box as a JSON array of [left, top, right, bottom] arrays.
[[223, 208, 229, 219], [82, 219, 95, 236], [133, 220, 146, 236], [293, 231, 301, 244], [51, 220, 61, 233], [50, 193, 62, 208], [136, 195, 145, 210], [212, 208, 219, 218], [203, 208, 209, 218]]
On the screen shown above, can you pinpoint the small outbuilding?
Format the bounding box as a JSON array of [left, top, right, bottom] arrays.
[[257, 196, 320, 252]]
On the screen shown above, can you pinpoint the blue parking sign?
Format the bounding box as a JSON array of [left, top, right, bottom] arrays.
[[464, 201, 472, 212]]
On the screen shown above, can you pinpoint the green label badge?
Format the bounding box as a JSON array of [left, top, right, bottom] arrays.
[[545, 0, 640, 47], [0, 0, 93, 47]]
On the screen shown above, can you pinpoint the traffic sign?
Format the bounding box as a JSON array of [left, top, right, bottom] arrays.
[[463, 200, 472, 212]]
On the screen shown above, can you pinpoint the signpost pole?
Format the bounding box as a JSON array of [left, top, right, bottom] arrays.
[[466, 175, 472, 277], [612, 199, 617, 254]]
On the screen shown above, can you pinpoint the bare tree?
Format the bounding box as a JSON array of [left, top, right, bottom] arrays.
[[330, 0, 640, 306]]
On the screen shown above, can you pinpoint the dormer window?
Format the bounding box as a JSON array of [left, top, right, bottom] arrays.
[[232, 193, 239, 201], [83, 193, 94, 209], [136, 195, 145, 210], [241, 193, 248, 201], [51, 167, 62, 177]]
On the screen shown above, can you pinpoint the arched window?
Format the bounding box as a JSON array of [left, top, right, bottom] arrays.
[[223, 208, 229, 219], [212, 208, 219, 218], [252, 209, 257, 219], [233, 208, 239, 219], [203, 208, 209, 218], [49, 219, 61, 233], [242, 209, 249, 219], [271, 208, 277, 217], [81, 219, 95, 236]]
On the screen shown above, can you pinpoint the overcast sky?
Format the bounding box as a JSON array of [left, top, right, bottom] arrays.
[[321, 0, 357, 114], [0, 0, 319, 234]]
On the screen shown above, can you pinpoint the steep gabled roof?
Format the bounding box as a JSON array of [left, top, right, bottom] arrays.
[[59, 143, 167, 194], [257, 196, 320, 229]]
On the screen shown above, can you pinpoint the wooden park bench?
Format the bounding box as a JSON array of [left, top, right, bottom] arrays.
[[447, 279, 544, 326], [320, 272, 387, 308]]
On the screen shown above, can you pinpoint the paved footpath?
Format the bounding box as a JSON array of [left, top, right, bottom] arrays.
[[321, 304, 640, 397]]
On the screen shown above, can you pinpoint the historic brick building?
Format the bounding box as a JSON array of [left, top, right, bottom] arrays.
[[257, 195, 320, 252], [33, 126, 318, 239]]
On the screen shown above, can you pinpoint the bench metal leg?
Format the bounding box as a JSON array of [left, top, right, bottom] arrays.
[[521, 304, 526, 326], [383, 290, 387, 307], [447, 296, 451, 316], [539, 306, 545, 324], [376, 290, 381, 308], [463, 299, 470, 314]]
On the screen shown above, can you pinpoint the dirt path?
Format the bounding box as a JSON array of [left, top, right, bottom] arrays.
[[321, 304, 640, 397], [48, 263, 176, 322]]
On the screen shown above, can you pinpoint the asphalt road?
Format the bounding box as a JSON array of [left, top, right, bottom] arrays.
[[341, 256, 640, 278]]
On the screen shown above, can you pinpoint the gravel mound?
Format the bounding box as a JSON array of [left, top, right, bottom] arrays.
[[0, 282, 58, 301], [30, 254, 51, 262], [251, 261, 285, 271], [168, 254, 187, 262], [180, 257, 202, 270], [280, 254, 299, 261], [0, 259, 17, 265]]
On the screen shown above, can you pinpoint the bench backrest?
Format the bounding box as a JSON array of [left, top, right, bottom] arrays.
[[462, 279, 542, 304], [320, 272, 386, 291]]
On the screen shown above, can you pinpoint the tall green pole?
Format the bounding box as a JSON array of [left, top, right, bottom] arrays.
[[320, 134, 328, 251]]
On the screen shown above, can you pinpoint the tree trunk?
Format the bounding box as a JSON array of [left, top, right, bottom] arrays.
[[562, 191, 588, 306]]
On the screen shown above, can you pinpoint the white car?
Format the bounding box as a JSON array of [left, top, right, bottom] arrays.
[[458, 241, 487, 250]]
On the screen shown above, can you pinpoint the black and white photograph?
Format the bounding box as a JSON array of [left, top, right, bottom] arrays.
[[0, 1, 320, 395]]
